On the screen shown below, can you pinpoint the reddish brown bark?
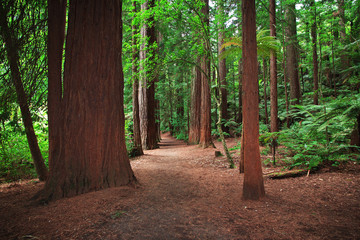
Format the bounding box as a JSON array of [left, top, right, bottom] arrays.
[[311, 0, 319, 105], [218, 2, 228, 134], [189, 62, 202, 144], [42, 0, 136, 201], [285, 2, 301, 105], [263, 58, 269, 125], [139, 0, 158, 150], [199, 0, 213, 148], [238, 60, 243, 124], [48, 0, 66, 179], [0, 4, 48, 181], [132, 0, 143, 156], [242, 0, 265, 200], [269, 0, 278, 133]]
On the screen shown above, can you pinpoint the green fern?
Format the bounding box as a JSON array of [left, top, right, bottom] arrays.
[[219, 29, 281, 60]]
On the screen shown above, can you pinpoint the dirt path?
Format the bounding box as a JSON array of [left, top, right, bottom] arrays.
[[1, 133, 359, 239]]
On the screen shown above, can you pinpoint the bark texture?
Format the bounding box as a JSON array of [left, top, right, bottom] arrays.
[[285, 3, 301, 105], [311, 0, 319, 105], [269, 0, 278, 134], [132, 0, 143, 156], [242, 0, 265, 200], [188, 63, 202, 144], [218, 1, 228, 134], [43, 0, 136, 201], [139, 0, 158, 150], [0, 3, 48, 181], [199, 0, 213, 148]]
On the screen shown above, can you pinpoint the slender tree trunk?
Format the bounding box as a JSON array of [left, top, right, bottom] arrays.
[[188, 62, 201, 144], [199, 0, 213, 148], [311, 0, 319, 105], [139, 0, 158, 150], [41, 0, 136, 201], [0, 4, 48, 181], [242, 0, 265, 200], [270, 0, 278, 163], [263, 58, 269, 125], [132, 0, 143, 156], [218, 1, 228, 134], [285, 2, 301, 105], [238, 59, 243, 124]]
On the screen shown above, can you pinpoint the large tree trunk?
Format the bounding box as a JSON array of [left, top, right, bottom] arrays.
[[132, 0, 143, 156], [188, 62, 202, 144], [311, 0, 319, 105], [41, 0, 136, 201], [0, 3, 48, 181], [199, 0, 213, 148], [285, 2, 301, 105], [242, 0, 265, 200], [139, 0, 158, 150]]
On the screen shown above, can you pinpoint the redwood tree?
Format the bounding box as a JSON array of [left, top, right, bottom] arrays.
[[42, 0, 136, 201], [199, 0, 213, 148], [270, 0, 278, 163], [242, 0, 265, 200], [218, 0, 228, 133], [139, 0, 158, 150], [132, 0, 143, 156], [285, 1, 301, 105], [311, 0, 319, 105], [188, 61, 201, 144]]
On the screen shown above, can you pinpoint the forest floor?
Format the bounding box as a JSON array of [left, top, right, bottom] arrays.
[[0, 132, 359, 240]]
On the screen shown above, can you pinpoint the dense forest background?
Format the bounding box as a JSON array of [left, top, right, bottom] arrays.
[[0, 0, 359, 182]]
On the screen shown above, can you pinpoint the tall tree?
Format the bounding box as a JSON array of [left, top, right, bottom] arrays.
[[199, 0, 213, 148], [285, 1, 301, 105], [242, 0, 265, 200], [218, 0, 228, 133], [269, 0, 278, 163], [131, 0, 143, 156], [310, 0, 319, 105], [42, 0, 136, 201], [188, 61, 202, 144], [0, 2, 48, 181], [139, 0, 158, 150]]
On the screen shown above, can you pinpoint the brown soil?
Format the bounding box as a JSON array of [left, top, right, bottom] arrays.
[[1, 132, 359, 240]]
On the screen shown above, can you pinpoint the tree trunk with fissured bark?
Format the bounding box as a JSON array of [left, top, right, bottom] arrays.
[[41, 0, 136, 201], [242, 0, 265, 200]]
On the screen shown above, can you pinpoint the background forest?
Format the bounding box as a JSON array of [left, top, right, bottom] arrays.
[[0, 0, 359, 182]]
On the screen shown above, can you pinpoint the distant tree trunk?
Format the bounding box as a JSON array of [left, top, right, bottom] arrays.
[[132, 0, 143, 156], [237, 2, 243, 124], [263, 58, 269, 125], [242, 0, 265, 200], [199, 0, 213, 148], [238, 59, 243, 124], [270, 0, 278, 163], [311, 0, 319, 105], [188, 62, 201, 144], [139, 0, 158, 150], [41, 0, 136, 201], [0, 3, 48, 181], [285, 2, 301, 105], [218, 1, 228, 134]]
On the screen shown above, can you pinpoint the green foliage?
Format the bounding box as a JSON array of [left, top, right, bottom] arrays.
[[0, 118, 48, 182], [277, 94, 360, 170], [220, 29, 281, 60]]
